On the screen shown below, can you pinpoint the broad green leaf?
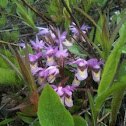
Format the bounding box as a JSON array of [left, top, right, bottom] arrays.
[[38, 84, 74, 126], [73, 115, 88, 126], [0, 0, 8, 8], [87, 91, 96, 126], [109, 88, 125, 126], [0, 118, 15, 125], [98, 29, 126, 95], [17, 112, 35, 124], [95, 82, 126, 114], [0, 52, 23, 80], [0, 68, 18, 85], [68, 43, 86, 57]]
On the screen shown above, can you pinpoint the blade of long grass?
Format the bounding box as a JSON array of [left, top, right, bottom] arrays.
[[87, 91, 97, 126]]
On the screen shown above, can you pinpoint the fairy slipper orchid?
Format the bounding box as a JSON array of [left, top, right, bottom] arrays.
[[45, 46, 57, 66], [45, 66, 59, 83], [72, 74, 81, 87], [88, 59, 104, 82], [38, 68, 47, 86], [70, 58, 88, 81]]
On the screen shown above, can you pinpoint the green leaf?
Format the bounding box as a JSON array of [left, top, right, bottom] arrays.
[[0, 118, 15, 125], [98, 27, 126, 95], [0, 0, 8, 8], [38, 84, 74, 126], [0, 68, 18, 85], [68, 43, 86, 57], [95, 82, 126, 114], [87, 91, 96, 126], [0, 55, 10, 68], [73, 115, 88, 126], [0, 52, 23, 80], [109, 88, 125, 126], [15, 1, 37, 31], [17, 112, 35, 124]]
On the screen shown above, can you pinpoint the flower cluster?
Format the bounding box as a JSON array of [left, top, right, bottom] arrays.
[[51, 85, 76, 107], [20, 25, 103, 107], [72, 58, 104, 87]]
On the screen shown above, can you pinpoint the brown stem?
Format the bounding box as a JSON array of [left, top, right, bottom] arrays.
[[97, 112, 110, 124], [0, 40, 18, 47], [61, 65, 65, 81], [60, 59, 65, 81]]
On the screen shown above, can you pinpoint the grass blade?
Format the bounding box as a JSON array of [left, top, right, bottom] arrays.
[[87, 91, 97, 126]]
